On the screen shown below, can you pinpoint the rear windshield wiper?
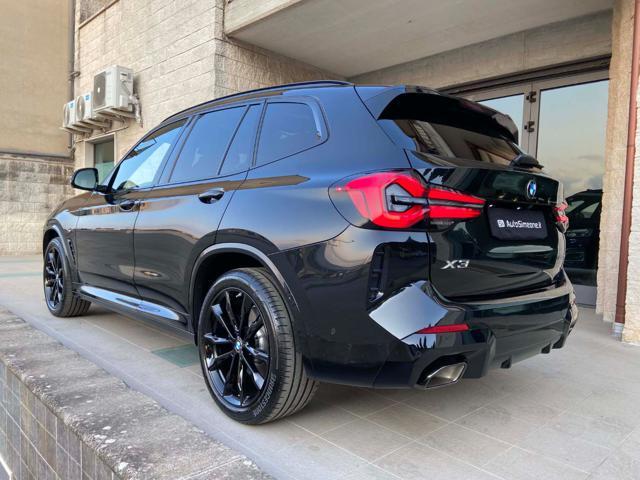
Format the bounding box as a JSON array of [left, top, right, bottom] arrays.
[[511, 153, 543, 170]]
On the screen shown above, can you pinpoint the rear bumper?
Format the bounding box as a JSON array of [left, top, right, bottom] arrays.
[[371, 274, 577, 388], [272, 226, 577, 389]]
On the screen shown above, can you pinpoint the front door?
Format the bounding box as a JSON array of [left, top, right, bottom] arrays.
[[466, 71, 609, 305], [75, 120, 186, 296]]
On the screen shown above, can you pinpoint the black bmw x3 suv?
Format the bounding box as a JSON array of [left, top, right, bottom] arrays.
[[43, 81, 578, 424]]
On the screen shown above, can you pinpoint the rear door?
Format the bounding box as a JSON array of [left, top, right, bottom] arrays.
[[371, 90, 564, 300], [133, 102, 262, 317]]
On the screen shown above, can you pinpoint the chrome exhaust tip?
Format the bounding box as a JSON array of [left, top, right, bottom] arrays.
[[421, 362, 467, 389]]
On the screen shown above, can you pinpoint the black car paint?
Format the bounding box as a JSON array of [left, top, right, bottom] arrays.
[[564, 189, 602, 272], [44, 82, 577, 388]]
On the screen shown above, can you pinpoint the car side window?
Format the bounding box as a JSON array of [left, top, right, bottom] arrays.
[[219, 104, 261, 175], [169, 107, 245, 183], [255, 102, 322, 167], [110, 121, 184, 191]]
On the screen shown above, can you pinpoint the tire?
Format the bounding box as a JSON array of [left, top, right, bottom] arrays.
[[43, 237, 91, 317], [197, 267, 318, 424]]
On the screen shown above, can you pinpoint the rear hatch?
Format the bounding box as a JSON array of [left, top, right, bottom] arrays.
[[360, 86, 565, 300]]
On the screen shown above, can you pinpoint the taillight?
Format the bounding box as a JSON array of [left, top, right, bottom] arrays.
[[553, 201, 569, 232], [427, 185, 486, 219], [330, 170, 485, 229]]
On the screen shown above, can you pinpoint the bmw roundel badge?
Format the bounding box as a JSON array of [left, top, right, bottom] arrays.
[[526, 179, 537, 199]]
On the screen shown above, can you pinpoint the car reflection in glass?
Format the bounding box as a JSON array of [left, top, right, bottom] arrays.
[[563, 189, 602, 287]]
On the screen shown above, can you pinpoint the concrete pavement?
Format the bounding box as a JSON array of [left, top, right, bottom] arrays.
[[1, 255, 639, 479]]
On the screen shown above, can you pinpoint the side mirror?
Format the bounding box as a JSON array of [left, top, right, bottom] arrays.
[[71, 168, 99, 191]]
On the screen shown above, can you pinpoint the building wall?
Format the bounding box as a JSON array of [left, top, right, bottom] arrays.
[[0, 0, 73, 255], [625, 90, 640, 343], [0, 154, 75, 255], [212, 16, 339, 98], [0, 1, 71, 156], [618, 0, 639, 342], [224, 0, 303, 35], [78, 0, 113, 23], [600, 0, 634, 327], [73, 0, 338, 168]]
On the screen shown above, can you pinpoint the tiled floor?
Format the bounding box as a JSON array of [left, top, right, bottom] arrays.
[[1, 256, 640, 479]]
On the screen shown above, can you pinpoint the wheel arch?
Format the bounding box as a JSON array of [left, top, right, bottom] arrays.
[[189, 243, 299, 340], [43, 225, 63, 254], [43, 224, 80, 282]]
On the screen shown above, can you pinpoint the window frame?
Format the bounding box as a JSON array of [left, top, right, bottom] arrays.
[[217, 102, 264, 176], [462, 70, 608, 158], [164, 104, 246, 185], [158, 100, 265, 187], [253, 96, 328, 169], [85, 133, 116, 183], [102, 119, 188, 193]]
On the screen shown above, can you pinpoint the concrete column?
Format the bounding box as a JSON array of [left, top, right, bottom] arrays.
[[597, 0, 635, 325], [622, 86, 640, 344]]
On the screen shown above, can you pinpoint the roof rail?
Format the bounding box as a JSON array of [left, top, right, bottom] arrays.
[[162, 80, 352, 124]]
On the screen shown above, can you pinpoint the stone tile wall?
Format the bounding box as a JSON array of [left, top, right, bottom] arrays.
[[0, 154, 75, 255], [0, 348, 116, 480], [598, 0, 634, 326], [622, 87, 640, 344], [0, 310, 270, 480]]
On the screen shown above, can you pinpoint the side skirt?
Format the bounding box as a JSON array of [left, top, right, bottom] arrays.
[[77, 284, 194, 339]]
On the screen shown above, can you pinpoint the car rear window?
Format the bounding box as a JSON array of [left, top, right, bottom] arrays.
[[377, 92, 521, 166]]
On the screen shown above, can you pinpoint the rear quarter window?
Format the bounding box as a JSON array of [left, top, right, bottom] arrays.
[[255, 102, 323, 167]]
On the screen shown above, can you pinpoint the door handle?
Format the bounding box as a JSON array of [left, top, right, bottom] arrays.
[[198, 188, 225, 204], [118, 199, 138, 211]]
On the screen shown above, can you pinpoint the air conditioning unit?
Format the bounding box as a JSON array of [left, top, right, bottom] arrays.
[[76, 92, 109, 128], [62, 99, 90, 133], [92, 65, 134, 116], [62, 100, 77, 128]]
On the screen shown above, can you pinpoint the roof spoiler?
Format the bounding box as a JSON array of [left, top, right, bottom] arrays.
[[355, 85, 519, 144]]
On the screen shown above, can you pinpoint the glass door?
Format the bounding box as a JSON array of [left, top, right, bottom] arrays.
[[535, 79, 608, 305], [464, 72, 609, 305]]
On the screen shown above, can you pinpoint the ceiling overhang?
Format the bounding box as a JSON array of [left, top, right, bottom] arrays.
[[225, 0, 613, 77]]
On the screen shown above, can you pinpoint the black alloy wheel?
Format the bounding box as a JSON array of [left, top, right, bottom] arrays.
[[203, 287, 270, 409], [198, 268, 318, 424], [43, 237, 91, 317], [44, 246, 64, 310]]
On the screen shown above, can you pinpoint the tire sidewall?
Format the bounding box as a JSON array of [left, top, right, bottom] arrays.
[[197, 270, 283, 424], [43, 237, 71, 316]]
